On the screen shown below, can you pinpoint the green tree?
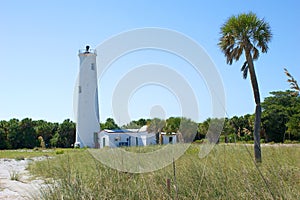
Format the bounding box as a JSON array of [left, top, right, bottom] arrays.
[[34, 120, 58, 148], [197, 118, 211, 140], [0, 120, 9, 149], [50, 132, 60, 147], [262, 90, 300, 142], [51, 119, 76, 148], [219, 12, 272, 162], [222, 118, 235, 143], [164, 117, 181, 134], [242, 114, 255, 139], [229, 116, 242, 138], [178, 117, 198, 143], [19, 118, 37, 148], [58, 119, 76, 148], [6, 118, 37, 149], [228, 115, 255, 142], [0, 126, 7, 149], [0, 129, 6, 149], [137, 118, 147, 127], [7, 118, 21, 149], [286, 113, 300, 141], [122, 118, 148, 129], [100, 118, 120, 130]]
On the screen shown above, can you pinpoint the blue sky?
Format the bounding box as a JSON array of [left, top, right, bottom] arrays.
[[0, 0, 299, 124]]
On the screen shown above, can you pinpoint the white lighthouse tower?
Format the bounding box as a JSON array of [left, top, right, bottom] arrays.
[[75, 46, 100, 148]]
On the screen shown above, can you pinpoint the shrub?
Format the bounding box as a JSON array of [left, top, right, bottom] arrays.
[[193, 139, 203, 144], [15, 156, 25, 161], [55, 150, 64, 155], [284, 140, 300, 144], [269, 141, 275, 145]]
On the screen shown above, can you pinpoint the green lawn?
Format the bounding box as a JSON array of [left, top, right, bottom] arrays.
[[0, 149, 55, 159], [24, 144, 300, 199]]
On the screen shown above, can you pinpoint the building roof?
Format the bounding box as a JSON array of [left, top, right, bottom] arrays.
[[100, 129, 157, 136], [100, 129, 147, 134], [99, 130, 177, 137], [101, 129, 132, 133], [160, 132, 177, 135]]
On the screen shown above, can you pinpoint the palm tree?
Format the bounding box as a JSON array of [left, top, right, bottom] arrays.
[[219, 12, 272, 162]]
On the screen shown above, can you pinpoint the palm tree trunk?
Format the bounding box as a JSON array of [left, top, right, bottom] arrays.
[[245, 48, 262, 163]]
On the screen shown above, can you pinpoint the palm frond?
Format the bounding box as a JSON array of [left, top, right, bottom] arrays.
[[241, 61, 248, 79], [284, 69, 291, 77], [241, 61, 248, 71], [243, 65, 249, 79], [233, 46, 243, 61], [284, 68, 299, 96], [252, 47, 259, 60]]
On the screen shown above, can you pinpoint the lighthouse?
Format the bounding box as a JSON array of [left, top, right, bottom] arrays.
[[75, 46, 100, 148]]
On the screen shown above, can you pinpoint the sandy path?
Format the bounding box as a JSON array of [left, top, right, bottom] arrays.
[[0, 157, 46, 200]]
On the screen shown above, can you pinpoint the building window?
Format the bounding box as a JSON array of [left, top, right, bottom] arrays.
[[91, 63, 95, 70], [78, 86, 82, 93]]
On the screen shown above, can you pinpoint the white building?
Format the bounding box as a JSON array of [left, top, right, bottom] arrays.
[[98, 130, 156, 148], [98, 128, 177, 148], [75, 46, 100, 148], [161, 132, 177, 145]]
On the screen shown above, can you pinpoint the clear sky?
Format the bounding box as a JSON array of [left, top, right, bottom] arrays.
[[0, 0, 299, 124]]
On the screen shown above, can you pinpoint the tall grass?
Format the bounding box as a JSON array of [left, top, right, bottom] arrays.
[[28, 144, 300, 199]]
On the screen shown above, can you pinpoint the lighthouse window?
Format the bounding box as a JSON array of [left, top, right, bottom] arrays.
[[91, 63, 95, 70], [78, 86, 82, 93]]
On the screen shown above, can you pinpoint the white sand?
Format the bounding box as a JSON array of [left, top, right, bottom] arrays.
[[0, 157, 47, 200]]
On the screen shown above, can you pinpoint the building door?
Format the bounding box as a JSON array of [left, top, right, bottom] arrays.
[[103, 138, 106, 147], [94, 132, 99, 148], [169, 137, 173, 144], [128, 136, 131, 146]]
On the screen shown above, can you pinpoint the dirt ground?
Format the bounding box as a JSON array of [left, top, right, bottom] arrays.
[[0, 157, 46, 200]]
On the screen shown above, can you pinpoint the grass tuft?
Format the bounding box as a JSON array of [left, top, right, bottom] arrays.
[[10, 170, 21, 181], [55, 150, 64, 155]]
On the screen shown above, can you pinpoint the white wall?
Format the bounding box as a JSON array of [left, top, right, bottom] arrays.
[[99, 134, 109, 148]]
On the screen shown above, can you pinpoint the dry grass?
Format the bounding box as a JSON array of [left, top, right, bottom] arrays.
[[28, 144, 300, 199]]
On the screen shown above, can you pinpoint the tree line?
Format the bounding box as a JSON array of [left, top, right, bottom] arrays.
[[105, 90, 300, 143], [0, 90, 299, 150], [0, 119, 75, 149]]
